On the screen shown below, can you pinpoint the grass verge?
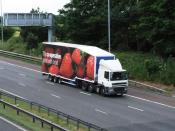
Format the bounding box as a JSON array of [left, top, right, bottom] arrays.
[[0, 95, 88, 131], [116, 51, 175, 89]]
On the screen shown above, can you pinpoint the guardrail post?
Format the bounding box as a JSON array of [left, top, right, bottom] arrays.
[[67, 115, 69, 125], [51, 126, 53, 131], [77, 120, 79, 130], [88, 126, 91, 131], [41, 121, 44, 128], [3, 103, 5, 109], [17, 110, 19, 115], [33, 117, 35, 123]]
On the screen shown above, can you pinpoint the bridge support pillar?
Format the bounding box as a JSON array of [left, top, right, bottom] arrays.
[[48, 27, 53, 42]]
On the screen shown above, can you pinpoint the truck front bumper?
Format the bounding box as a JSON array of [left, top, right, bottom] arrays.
[[105, 87, 128, 95]]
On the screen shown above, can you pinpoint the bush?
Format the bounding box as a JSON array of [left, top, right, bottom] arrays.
[[26, 32, 39, 50], [117, 51, 175, 86], [144, 59, 161, 80], [116, 52, 147, 80], [160, 57, 175, 85]]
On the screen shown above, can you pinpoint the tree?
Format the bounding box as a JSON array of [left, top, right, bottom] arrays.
[[20, 7, 48, 49], [26, 32, 38, 49], [55, 0, 175, 57], [56, 0, 107, 47], [135, 0, 175, 57]]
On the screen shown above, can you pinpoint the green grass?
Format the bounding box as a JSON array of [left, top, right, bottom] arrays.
[[0, 104, 54, 131], [0, 95, 88, 131], [116, 51, 175, 87], [1, 32, 174, 87]]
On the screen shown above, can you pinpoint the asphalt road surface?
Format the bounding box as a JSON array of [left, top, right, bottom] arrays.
[[0, 117, 26, 131], [0, 58, 175, 131]]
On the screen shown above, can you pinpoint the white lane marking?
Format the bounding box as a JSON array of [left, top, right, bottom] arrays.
[[128, 106, 144, 112], [46, 81, 55, 86], [3, 60, 175, 110], [19, 73, 26, 77], [172, 95, 175, 98], [51, 94, 61, 99], [126, 94, 175, 109], [0, 88, 26, 100], [18, 83, 26, 87], [80, 92, 91, 96], [129, 80, 166, 92], [95, 108, 108, 115], [0, 60, 41, 73], [0, 67, 4, 70], [0, 116, 27, 131]]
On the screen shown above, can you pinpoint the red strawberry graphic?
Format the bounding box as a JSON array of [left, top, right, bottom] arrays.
[[72, 48, 86, 66], [49, 65, 59, 75], [76, 65, 84, 78], [72, 48, 81, 65], [60, 53, 74, 78], [86, 56, 94, 80]]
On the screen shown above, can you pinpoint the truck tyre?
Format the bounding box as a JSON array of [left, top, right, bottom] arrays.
[[47, 74, 51, 80], [53, 77, 58, 83], [100, 87, 106, 96], [88, 84, 94, 93], [76, 80, 82, 88], [48, 75, 54, 82], [82, 82, 88, 91], [58, 78, 62, 84], [50, 76, 54, 82]]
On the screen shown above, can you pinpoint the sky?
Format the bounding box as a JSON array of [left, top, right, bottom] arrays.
[[1, 0, 70, 15]]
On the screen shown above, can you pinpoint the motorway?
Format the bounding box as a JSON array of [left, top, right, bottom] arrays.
[[0, 117, 26, 131], [0, 57, 175, 131]]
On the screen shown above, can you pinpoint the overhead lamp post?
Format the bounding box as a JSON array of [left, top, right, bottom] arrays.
[[108, 0, 111, 52], [1, 0, 3, 45]]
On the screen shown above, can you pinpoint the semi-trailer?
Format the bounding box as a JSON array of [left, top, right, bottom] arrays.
[[42, 42, 128, 96]]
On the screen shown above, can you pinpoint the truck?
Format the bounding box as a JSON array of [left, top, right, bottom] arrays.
[[42, 42, 128, 96]]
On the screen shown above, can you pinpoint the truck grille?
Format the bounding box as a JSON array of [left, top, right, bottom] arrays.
[[112, 82, 127, 88], [112, 82, 126, 85], [114, 87, 124, 92]]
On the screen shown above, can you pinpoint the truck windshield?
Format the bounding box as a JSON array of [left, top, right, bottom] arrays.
[[110, 72, 128, 81]]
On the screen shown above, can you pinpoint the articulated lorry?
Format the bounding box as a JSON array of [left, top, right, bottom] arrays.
[[42, 42, 128, 96]]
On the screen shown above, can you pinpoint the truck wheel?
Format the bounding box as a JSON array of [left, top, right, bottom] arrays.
[[88, 84, 94, 93], [53, 77, 58, 83], [82, 82, 88, 91], [51, 76, 54, 82], [49, 75, 54, 82], [47, 74, 51, 80], [58, 78, 62, 84], [100, 88, 106, 96], [76, 80, 82, 88]]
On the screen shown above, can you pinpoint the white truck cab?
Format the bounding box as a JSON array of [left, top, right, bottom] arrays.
[[98, 59, 128, 95]]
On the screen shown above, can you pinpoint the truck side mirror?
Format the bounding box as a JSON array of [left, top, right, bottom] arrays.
[[104, 71, 109, 81]]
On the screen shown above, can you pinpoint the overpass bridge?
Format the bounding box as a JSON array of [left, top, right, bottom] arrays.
[[3, 13, 54, 42]]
